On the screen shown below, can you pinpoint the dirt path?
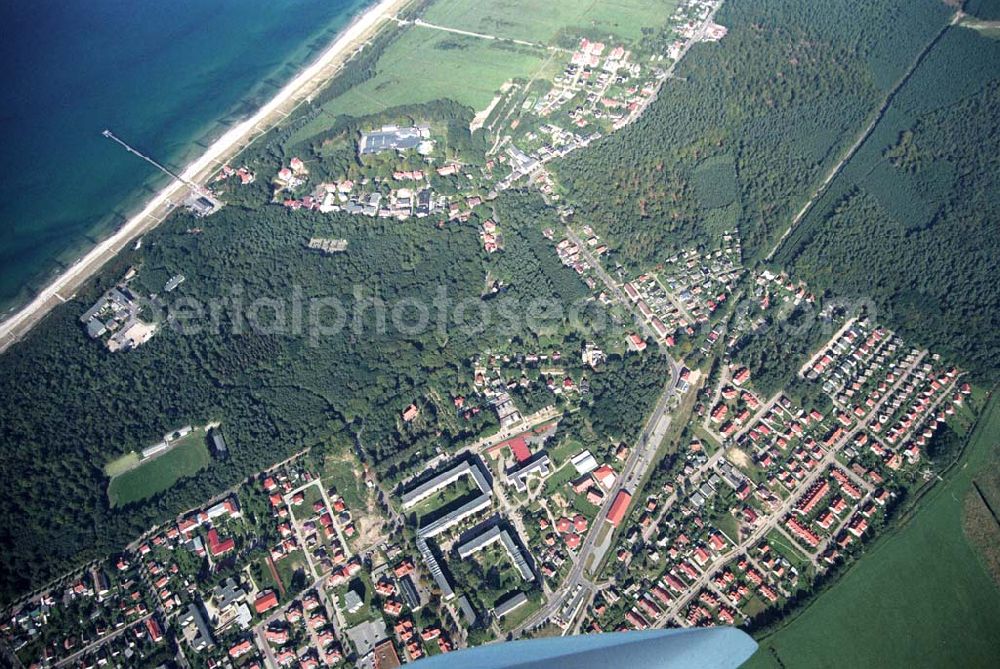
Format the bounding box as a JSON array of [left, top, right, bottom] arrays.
[[266, 555, 286, 597], [765, 10, 962, 262]]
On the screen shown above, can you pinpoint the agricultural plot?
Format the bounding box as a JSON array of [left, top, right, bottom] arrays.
[[107, 430, 211, 507], [421, 0, 679, 45]]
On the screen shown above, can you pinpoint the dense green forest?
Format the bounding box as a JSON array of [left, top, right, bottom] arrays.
[[0, 173, 602, 603], [774, 25, 1000, 381], [558, 0, 997, 384], [556, 0, 951, 265], [967, 0, 1000, 20], [585, 350, 671, 443], [730, 303, 837, 400]]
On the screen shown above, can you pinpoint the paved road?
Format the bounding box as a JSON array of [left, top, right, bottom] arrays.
[[563, 226, 666, 347], [512, 373, 680, 635], [615, 0, 726, 130], [651, 349, 951, 626], [505, 209, 690, 635]]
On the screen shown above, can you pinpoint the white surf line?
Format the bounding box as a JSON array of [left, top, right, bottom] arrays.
[[0, 0, 410, 351]]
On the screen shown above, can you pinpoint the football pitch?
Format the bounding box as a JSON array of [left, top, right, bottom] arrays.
[[107, 429, 212, 507]]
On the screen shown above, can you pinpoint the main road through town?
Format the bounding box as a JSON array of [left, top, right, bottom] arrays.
[[511, 361, 681, 636], [506, 219, 689, 636]]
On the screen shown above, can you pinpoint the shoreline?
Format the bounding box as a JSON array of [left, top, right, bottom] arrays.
[[0, 0, 411, 355]]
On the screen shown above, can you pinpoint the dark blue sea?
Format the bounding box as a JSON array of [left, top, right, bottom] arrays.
[[0, 0, 365, 313]]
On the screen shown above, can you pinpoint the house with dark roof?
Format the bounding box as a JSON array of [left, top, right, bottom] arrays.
[[493, 592, 529, 619]]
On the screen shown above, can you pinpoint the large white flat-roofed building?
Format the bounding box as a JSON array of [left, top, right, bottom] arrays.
[[417, 536, 454, 601], [505, 452, 551, 493], [571, 450, 598, 475], [405, 457, 497, 603], [417, 494, 493, 539], [358, 125, 429, 155]]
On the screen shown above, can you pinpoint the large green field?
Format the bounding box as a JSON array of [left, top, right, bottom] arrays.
[[103, 451, 140, 478], [289, 0, 679, 142], [290, 28, 551, 141], [322, 451, 369, 510], [107, 430, 212, 507], [743, 392, 1000, 668], [421, 0, 679, 45]]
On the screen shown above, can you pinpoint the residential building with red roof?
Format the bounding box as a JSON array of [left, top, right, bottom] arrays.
[[794, 480, 830, 516], [848, 516, 869, 537], [254, 590, 279, 614], [229, 639, 253, 658], [506, 436, 531, 463], [625, 610, 649, 630], [145, 617, 163, 643], [592, 465, 617, 490], [637, 596, 660, 618], [785, 518, 821, 547], [606, 490, 632, 527], [708, 533, 726, 552], [265, 627, 289, 644], [206, 529, 235, 557]]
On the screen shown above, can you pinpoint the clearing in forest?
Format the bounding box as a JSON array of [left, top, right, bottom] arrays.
[[107, 428, 212, 507]]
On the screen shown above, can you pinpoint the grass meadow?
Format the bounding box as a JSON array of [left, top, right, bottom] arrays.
[[107, 430, 211, 507], [421, 0, 679, 44], [290, 29, 550, 141], [289, 0, 678, 142]]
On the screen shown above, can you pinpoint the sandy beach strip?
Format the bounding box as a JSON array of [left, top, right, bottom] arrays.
[[0, 0, 411, 354]]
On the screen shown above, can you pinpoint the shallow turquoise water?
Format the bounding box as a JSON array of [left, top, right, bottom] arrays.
[[0, 0, 365, 312]]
